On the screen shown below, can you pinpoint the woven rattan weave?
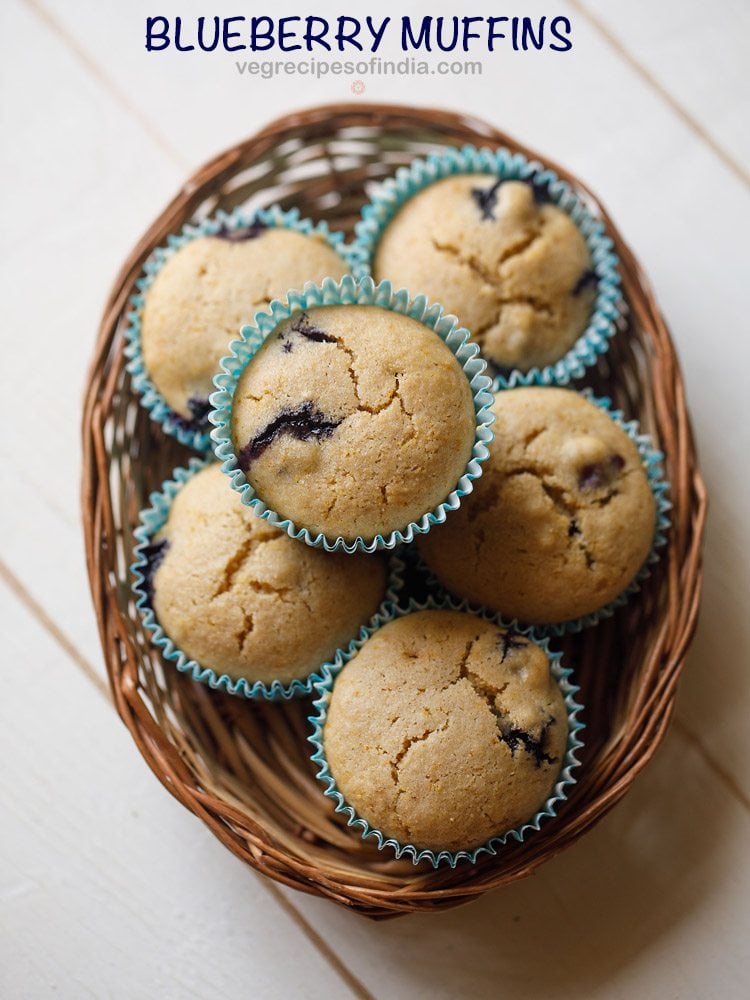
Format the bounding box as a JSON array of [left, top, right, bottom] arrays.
[[82, 104, 706, 918]]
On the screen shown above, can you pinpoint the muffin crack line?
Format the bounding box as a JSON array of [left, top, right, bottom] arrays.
[[455, 639, 509, 718], [211, 536, 255, 600], [328, 333, 409, 419], [288, 320, 414, 422], [506, 466, 598, 571], [392, 721, 450, 777], [454, 638, 558, 769], [431, 236, 500, 292], [234, 609, 255, 652], [431, 230, 546, 287], [210, 530, 303, 607]]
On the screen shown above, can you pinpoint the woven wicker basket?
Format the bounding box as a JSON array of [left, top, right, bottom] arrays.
[[82, 104, 706, 919]]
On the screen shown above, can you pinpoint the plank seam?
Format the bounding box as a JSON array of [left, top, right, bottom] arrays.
[[571, 0, 750, 188], [23, 0, 191, 172], [0, 556, 377, 1000], [264, 883, 377, 1000], [0, 558, 111, 703], [673, 717, 750, 813]]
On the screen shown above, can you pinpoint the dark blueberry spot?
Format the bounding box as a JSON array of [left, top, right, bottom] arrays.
[[568, 518, 581, 537], [497, 628, 530, 662], [472, 176, 552, 221], [214, 219, 268, 242], [170, 396, 211, 434], [572, 269, 598, 296], [188, 396, 212, 424], [237, 402, 341, 471], [281, 339, 294, 353], [578, 463, 606, 490], [140, 538, 169, 608], [290, 311, 336, 344], [579, 453, 626, 491], [471, 178, 503, 221], [500, 716, 557, 768], [527, 177, 553, 205]]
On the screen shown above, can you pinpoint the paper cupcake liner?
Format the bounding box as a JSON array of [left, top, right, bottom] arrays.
[[209, 274, 495, 554], [124, 205, 353, 453], [308, 594, 585, 868], [130, 456, 405, 701], [418, 390, 671, 637], [351, 144, 623, 390]]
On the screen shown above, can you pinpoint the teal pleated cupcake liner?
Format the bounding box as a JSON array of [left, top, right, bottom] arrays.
[[209, 274, 495, 554], [419, 390, 671, 638], [124, 205, 352, 453], [130, 456, 405, 701], [350, 144, 623, 390], [308, 595, 585, 868]]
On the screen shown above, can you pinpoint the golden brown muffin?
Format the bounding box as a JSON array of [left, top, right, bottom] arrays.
[[141, 226, 349, 420], [231, 305, 477, 541], [373, 176, 595, 371], [324, 610, 567, 852], [418, 387, 656, 624], [149, 464, 387, 685]]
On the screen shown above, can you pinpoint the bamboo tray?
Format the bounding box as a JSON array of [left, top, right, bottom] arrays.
[[82, 103, 707, 919]]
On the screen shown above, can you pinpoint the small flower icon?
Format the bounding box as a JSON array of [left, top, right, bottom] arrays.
[[351, 80, 366, 96]]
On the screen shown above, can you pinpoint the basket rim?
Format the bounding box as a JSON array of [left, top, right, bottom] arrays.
[[81, 102, 708, 920]]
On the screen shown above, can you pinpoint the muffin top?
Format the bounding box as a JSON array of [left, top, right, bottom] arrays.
[[372, 176, 595, 371], [418, 387, 656, 624], [230, 304, 477, 542], [141, 224, 349, 422], [147, 464, 387, 684], [323, 610, 567, 853]]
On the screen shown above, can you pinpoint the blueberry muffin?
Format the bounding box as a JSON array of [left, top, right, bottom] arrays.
[[418, 387, 656, 624], [323, 610, 567, 852], [141, 223, 349, 429], [142, 464, 387, 685], [230, 305, 477, 542], [372, 176, 596, 371]]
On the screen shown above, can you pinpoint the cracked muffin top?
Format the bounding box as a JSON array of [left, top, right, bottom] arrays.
[[141, 224, 349, 426], [230, 304, 477, 542], [372, 176, 596, 372], [418, 387, 656, 624], [146, 464, 387, 684], [323, 610, 567, 852]]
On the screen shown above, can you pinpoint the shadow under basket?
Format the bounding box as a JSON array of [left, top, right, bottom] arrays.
[[82, 103, 707, 919]]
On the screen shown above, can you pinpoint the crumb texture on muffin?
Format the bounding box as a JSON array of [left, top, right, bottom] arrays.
[[373, 176, 595, 370], [141, 228, 349, 420], [418, 387, 656, 624], [324, 610, 567, 852], [231, 305, 477, 541], [150, 464, 387, 684]]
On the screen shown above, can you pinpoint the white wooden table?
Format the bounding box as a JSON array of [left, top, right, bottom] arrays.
[[2, 1, 748, 996]]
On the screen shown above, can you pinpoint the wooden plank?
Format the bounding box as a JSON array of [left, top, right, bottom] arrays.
[[0, 578, 354, 1000], [0, 0, 183, 673], [574, 0, 750, 179], [1, 476, 105, 678]]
